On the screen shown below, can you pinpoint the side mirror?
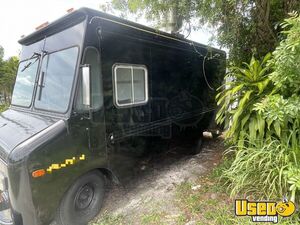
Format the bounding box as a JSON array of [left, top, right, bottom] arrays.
[[81, 65, 91, 107]]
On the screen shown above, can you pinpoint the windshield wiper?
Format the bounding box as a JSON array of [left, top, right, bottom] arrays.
[[21, 52, 41, 72]]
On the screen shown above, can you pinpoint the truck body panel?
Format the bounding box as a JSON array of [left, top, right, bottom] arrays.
[[0, 8, 226, 225]]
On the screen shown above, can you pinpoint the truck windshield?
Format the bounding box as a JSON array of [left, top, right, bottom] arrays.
[[11, 57, 39, 107], [35, 47, 78, 113]]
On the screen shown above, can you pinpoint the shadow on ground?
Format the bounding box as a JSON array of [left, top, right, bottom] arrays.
[[92, 135, 225, 225]]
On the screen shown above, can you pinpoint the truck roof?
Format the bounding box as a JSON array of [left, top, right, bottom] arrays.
[[19, 7, 225, 54]]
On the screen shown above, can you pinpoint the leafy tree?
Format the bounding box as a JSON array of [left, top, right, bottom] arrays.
[[109, 0, 300, 64], [269, 13, 300, 97], [220, 14, 300, 205], [110, 0, 192, 33], [0, 45, 4, 63], [0, 49, 19, 104]]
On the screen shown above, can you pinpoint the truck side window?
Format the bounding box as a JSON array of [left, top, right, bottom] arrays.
[[76, 47, 102, 112], [113, 64, 148, 107]]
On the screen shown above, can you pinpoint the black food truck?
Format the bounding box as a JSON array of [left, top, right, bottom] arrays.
[[0, 7, 225, 225]]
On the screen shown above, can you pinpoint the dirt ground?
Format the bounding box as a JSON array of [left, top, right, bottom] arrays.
[[91, 135, 225, 225]]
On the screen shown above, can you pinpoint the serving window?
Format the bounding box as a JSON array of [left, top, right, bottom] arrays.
[[113, 64, 148, 107]]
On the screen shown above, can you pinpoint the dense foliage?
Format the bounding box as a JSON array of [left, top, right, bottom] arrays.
[[224, 140, 290, 198], [216, 54, 273, 147], [269, 14, 300, 96], [218, 14, 300, 206], [0, 45, 18, 106], [108, 0, 300, 64]]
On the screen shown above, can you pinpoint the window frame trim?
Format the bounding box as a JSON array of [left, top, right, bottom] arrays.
[[112, 63, 149, 108], [33, 45, 80, 114], [74, 46, 103, 113]]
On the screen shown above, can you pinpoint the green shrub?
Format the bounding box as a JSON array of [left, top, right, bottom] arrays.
[[216, 54, 273, 148], [223, 133, 300, 207], [260, 14, 300, 202], [284, 164, 300, 203], [218, 13, 300, 204], [223, 138, 292, 199], [269, 12, 300, 97], [254, 95, 300, 143]]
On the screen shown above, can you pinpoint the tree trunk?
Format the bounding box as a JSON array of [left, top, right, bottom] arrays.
[[168, 1, 183, 34], [254, 0, 277, 57]]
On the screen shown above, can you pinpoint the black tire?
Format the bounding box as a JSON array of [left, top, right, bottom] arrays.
[[193, 136, 203, 154], [179, 128, 204, 155], [56, 171, 105, 225]]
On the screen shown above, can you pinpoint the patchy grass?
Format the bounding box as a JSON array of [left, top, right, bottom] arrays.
[[91, 213, 126, 225], [175, 214, 188, 225], [141, 211, 166, 225], [209, 156, 232, 180], [175, 160, 298, 225], [91, 156, 298, 225], [92, 210, 170, 225]]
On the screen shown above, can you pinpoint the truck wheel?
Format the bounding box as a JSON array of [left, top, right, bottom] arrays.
[[193, 136, 203, 154], [56, 171, 105, 225]]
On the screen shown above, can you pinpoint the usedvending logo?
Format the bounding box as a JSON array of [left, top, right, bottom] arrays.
[[235, 198, 296, 223]]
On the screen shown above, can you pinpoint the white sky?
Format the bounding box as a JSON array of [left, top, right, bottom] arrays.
[[0, 0, 215, 59]]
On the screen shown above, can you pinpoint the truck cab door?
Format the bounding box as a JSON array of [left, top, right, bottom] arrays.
[[72, 47, 106, 154]]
